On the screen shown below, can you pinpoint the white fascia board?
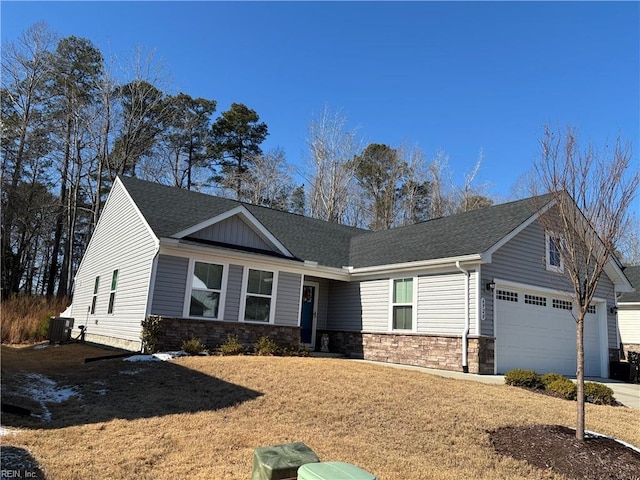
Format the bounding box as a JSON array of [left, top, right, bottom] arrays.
[[617, 302, 640, 307], [158, 238, 350, 281], [482, 199, 554, 263], [171, 205, 294, 258], [606, 261, 634, 293], [346, 254, 483, 279]]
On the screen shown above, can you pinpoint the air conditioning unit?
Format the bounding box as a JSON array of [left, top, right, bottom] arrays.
[[48, 317, 74, 344]]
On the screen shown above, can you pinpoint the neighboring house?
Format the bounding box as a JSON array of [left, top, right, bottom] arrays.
[[617, 265, 640, 357], [64, 176, 633, 377]]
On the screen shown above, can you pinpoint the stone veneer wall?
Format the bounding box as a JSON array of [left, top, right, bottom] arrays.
[[320, 330, 495, 374], [152, 316, 301, 351]]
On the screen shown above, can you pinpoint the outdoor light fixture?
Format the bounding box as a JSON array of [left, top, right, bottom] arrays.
[[486, 281, 496, 291], [609, 306, 618, 315]]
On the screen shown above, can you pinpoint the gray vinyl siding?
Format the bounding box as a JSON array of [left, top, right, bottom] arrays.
[[70, 179, 157, 348], [150, 255, 189, 317], [223, 264, 244, 321], [190, 214, 275, 251], [275, 272, 303, 326], [360, 279, 391, 332], [483, 219, 618, 349], [417, 271, 477, 336], [327, 280, 364, 331], [304, 276, 331, 330]]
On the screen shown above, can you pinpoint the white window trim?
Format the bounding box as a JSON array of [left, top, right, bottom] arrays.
[[183, 258, 228, 320], [388, 276, 418, 333], [545, 231, 564, 273], [239, 267, 278, 324]]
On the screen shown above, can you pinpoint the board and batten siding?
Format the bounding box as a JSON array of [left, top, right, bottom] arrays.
[[275, 272, 303, 326], [482, 219, 618, 349], [70, 179, 157, 349], [190, 214, 275, 252], [417, 271, 478, 336], [150, 255, 189, 318]]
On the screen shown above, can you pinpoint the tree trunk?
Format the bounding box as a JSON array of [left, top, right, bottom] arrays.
[[576, 312, 585, 440], [47, 114, 72, 297]]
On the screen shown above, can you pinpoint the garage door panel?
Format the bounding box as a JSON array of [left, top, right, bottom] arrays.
[[496, 287, 602, 377]]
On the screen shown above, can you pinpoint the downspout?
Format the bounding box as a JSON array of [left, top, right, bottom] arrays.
[[456, 261, 470, 373]]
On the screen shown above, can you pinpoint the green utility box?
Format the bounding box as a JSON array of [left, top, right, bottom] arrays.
[[297, 462, 377, 480], [252, 442, 320, 480]]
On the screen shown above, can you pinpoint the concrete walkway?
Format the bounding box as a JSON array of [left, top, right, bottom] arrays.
[[352, 359, 640, 409]]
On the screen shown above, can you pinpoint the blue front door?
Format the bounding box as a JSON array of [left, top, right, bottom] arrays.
[[300, 284, 316, 345]]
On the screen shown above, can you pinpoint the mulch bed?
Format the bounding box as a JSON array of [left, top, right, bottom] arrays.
[[490, 424, 640, 480]]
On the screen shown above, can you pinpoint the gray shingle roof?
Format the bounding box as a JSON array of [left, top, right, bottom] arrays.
[[619, 266, 640, 303], [348, 195, 553, 267], [119, 176, 367, 268], [118, 176, 554, 269]]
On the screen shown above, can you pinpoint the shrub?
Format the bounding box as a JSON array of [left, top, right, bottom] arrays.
[[219, 334, 245, 355], [504, 369, 544, 389], [546, 377, 577, 400], [181, 337, 207, 355], [141, 316, 164, 353], [279, 342, 311, 357], [584, 382, 616, 405], [253, 335, 279, 356], [541, 372, 566, 387]]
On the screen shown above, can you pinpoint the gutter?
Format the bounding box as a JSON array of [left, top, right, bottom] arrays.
[[346, 254, 482, 277], [456, 261, 470, 373]]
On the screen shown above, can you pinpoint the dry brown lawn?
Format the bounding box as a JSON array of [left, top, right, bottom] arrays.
[[1, 343, 639, 480]]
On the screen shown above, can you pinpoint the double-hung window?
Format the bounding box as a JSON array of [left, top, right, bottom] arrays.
[[90, 276, 99, 314], [546, 232, 564, 273], [392, 278, 414, 330], [243, 268, 276, 323], [189, 261, 224, 318], [107, 270, 118, 314]]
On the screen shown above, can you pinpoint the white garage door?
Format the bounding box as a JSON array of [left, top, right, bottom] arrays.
[[495, 286, 602, 376]]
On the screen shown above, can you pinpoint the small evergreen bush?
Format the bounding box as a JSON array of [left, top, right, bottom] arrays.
[[181, 337, 207, 355], [541, 372, 566, 387], [584, 382, 616, 405], [504, 369, 544, 389], [141, 316, 164, 353], [546, 377, 577, 400], [219, 334, 245, 355], [253, 335, 279, 356]]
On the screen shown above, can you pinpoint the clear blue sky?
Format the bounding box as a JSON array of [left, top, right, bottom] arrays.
[[2, 1, 639, 203]]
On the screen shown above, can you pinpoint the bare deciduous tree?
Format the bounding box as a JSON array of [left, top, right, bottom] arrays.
[[306, 106, 362, 225], [532, 125, 639, 441]]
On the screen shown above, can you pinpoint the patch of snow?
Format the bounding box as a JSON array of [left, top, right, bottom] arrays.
[[0, 427, 20, 436], [124, 354, 161, 363], [123, 351, 189, 362], [95, 389, 108, 396], [33, 344, 50, 350], [20, 373, 80, 422]]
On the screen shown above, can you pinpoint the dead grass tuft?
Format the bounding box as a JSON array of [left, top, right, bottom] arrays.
[[1, 345, 639, 480], [1, 295, 70, 344]]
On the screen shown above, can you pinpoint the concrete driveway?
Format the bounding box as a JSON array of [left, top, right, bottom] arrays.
[[354, 360, 640, 409]]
